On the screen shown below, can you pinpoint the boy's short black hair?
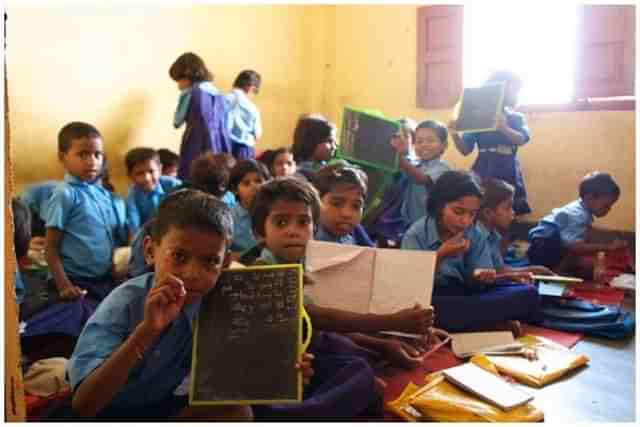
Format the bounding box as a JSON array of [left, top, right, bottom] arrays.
[[189, 152, 236, 197], [58, 122, 101, 153], [427, 170, 484, 218], [579, 171, 620, 199], [250, 177, 321, 239], [12, 198, 32, 260], [125, 148, 160, 175], [233, 70, 261, 93], [158, 148, 179, 169], [313, 163, 368, 199], [292, 117, 334, 163], [416, 120, 448, 148], [169, 52, 213, 83], [151, 189, 233, 248], [228, 160, 271, 194], [481, 178, 515, 210]]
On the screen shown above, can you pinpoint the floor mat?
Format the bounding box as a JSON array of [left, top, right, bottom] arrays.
[[521, 324, 583, 348]]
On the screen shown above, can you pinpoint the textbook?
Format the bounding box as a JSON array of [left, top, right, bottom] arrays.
[[451, 331, 521, 358], [442, 363, 534, 411], [190, 264, 311, 405], [305, 240, 436, 316]]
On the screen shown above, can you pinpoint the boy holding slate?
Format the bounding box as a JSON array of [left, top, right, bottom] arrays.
[[63, 190, 313, 420]]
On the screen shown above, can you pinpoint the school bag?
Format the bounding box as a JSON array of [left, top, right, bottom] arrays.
[[539, 297, 635, 339]]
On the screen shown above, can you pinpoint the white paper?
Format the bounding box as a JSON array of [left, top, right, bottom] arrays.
[[610, 274, 635, 291], [538, 282, 567, 297], [451, 331, 517, 358]]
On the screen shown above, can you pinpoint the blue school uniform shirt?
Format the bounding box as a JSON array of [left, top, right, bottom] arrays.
[[314, 224, 374, 247], [174, 81, 219, 128], [476, 222, 505, 272], [401, 215, 493, 292], [44, 174, 125, 279], [400, 158, 450, 225], [224, 88, 262, 148], [20, 180, 60, 220], [126, 176, 182, 236], [231, 204, 256, 252], [66, 272, 200, 409], [298, 160, 327, 174], [221, 191, 237, 207], [528, 199, 593, 245]]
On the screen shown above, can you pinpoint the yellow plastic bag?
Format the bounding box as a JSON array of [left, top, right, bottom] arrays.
[[471, 335, 590, 388], [387, 371, 544, 422]]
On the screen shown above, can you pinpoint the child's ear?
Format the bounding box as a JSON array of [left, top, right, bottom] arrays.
[[142, 235, 156, 266]]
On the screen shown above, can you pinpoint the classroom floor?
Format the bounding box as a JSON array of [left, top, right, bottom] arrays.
[[523, 295, 636, 422]]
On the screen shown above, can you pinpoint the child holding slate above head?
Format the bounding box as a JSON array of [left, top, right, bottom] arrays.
[[291, 115, 337, 180], [402, 170, 540, 337], [449, 70, 532, 215], [62, 190, 314, 420]]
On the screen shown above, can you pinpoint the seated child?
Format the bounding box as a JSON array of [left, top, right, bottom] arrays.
[[157, 148, 179, 178], [402, 170, 539, 336], [225, 69, 263, 159], [20, 180, 60, 237], [313, 163, 374, 247], [63, 189, 312, 420], [269, 147, 298, 178], [478, 178, 554, 281], [44, 122, 129, 302], [228, 159, 270, 256], [528, 171, 627, 272], [291, 115, 337, 180]]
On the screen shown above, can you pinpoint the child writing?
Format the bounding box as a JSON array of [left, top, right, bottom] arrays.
[[229, 159, 270, 256], [225, 70, 263, 160], [527, 171, 627, 272], [477, 178, 554, 281], [313, 163, 374, 247], [44, 122, 128, 302], [64, 189, 313, 420], [157, 148, 179, 178], [402, 170, 540, 336], [291, 115, 337, 180], [169, 52, 229, 179], [125, 148, 182, 238], [449, 70, 533, 215]]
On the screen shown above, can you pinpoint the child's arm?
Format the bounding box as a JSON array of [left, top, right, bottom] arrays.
[[496, 114, 527, 146], [448, 120, 474, 156], [305, 303, 433, 335], [72, 274, 187, 417], [174, 89, 193, 129], [45, 228, 83, 300], [346, 333, 425, 369], [398, 157, 434, 185]]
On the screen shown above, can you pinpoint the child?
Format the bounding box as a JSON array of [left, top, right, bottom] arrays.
[[44, 122, 128, 302], [225, 70, 263, 159], [291, 116, 337, 179], [125, 148, 182, 237], [269, 147, 297, 178], [527, 171, 627, 272], [478, 178, 554, 280], [63, 190, 312, 420], [169, 52, 230, 180], [313, 163, 374, 247], [189, 151, 237, 207], [157, 148, 179, 178], [12, 197, 31, 304], [228, 159, 270, 255], [389, 117, 417, 161], [449, 70, 532, 215], [402, 170, 539, 335], [20, 180, 60, 237]]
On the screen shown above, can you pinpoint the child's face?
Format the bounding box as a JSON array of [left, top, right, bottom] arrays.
[[488, 198, 515, 232], [130, 159, 162, 192], [163, 164, 178, 178], [438, 195, 481, 239], [59, 137, 104, 183], [585, 194, 618, 218], [259, 200, 313, 263], [236, 172, 265, 208], [143, 225, 228, 305], [312, 133, 337, 163], [272, 152, 296, 177], [390, 129, 413, 156], [414, 128, 445, 161], [177, 78, 192, 91], [320, 184, 364, 238]]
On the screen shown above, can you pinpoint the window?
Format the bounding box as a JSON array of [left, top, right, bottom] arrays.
[[417, 5, 635, 111]]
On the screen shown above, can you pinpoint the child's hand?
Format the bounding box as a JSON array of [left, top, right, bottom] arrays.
[[391, 304, 434, 334], [437, 232, 470, 259], [295, 352, 315, 385], [390, 133, 409, 155], [609, 239, 628, 251], [29, 236, 47, 252], [58, 282, 84, 300], [473, 268, 497, 283], [142, 273, 187, 338], [528, 265, 555, 276], [381, 338, 424, 369]]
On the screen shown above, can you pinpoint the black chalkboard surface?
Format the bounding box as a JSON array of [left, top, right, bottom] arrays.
[[190, 264, 308, 405], [338, 107, 400, 173], [456, 83, 505, 133]]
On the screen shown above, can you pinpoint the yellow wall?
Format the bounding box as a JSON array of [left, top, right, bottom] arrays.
[[325, 5, 635, 231], [7, 5, 635, 231]]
